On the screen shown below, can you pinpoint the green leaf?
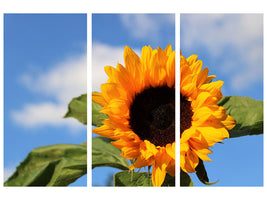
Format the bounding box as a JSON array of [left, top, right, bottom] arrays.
[[64, 94, 87, 125], [195, 159, 218, 185], [4, 143, 87, 186], [114, 170, 175, 187], [195, 159, 209, 184], [218, 96, 263, 138], [162, 173, 175, 186], [92, 136, 129, 170], [92, 101, 108, 127], [180, 170, 193, 186], [114, 171, 152, 186]]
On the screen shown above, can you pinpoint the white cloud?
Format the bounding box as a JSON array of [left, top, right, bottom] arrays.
[[11, 102, 83, 128], [20, 54, 87, 104], [92, 43, 124, 92], [92, 42, 141, 92], [4, 163, 18, 182], [119, 14, 175, 40], [11, 54, 86, 130], [4, 168, 15, 182], [181, 14, 263, 91]]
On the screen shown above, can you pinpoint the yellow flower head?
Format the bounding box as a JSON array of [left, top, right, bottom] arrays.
[[93, 45, 175, 186], [180, 51, 236, 173]]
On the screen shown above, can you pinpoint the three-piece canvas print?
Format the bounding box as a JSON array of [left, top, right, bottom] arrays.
[[3, 13, 263, 187]]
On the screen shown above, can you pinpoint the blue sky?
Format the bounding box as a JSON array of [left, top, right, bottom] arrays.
[[4, 14, 87, 186], [181, 14, 263, 186]]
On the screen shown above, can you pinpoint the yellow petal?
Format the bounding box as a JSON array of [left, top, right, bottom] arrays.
[[93, 125, 117, 140], [152, 165, 167, 187], [221, 115, 236, 130], [92, 92, 107, 107], [186, 54, 198, 65], [152, 150, 171, 186], [124, 46, 142, 81], [196, 67, 209, 87], [165, 44, 172, 56]]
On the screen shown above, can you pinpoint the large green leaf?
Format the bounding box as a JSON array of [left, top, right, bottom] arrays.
[[114, 171, 152, 186], [92, 136, 129, 170], [4, 143, 87, 186], [218, 96, 263, 138], [92, 101, 108, 127], [114, 170, 175, 187], [180, 170, 193, 186], [64, 94, 87, 125]]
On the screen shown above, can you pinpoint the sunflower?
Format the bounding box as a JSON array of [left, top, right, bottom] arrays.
[[93, 45, 175, 186], [180, 51, 236, 174]]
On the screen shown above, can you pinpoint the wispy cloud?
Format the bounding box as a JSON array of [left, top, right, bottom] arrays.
[[92, 42, 141, 92], [4, 162, 19, 182], [119, 14, 175, 41], [4, 168, 15, 182], [11, 102, 82, 128], [181, 14, 263, 92], [20, 54, 86, 104], [11, 54, 86, 130]]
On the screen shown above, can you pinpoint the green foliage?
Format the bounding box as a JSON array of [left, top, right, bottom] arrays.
[[92, 136, 129, 170], [114, 171, 152, 186], [64, 94, 87, 125], [218, 96, 263, 138], [162, 173, 175, 186], [180, 170, 193, 186], [92, 101, 108, 127], [195, 159, 218, 185], [195, 159, 209, 184], [114, 170, 175, 186], [4, 143, 87, 186]]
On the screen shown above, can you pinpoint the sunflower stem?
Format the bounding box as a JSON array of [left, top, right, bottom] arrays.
[[130, 169, 134, 182], [148, 166, 152, 186], [148, 165, 152, 173]]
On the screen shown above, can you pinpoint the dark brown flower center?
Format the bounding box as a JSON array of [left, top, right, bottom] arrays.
[[129, 85, 175, 147], [180, 93, 193, 137]]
